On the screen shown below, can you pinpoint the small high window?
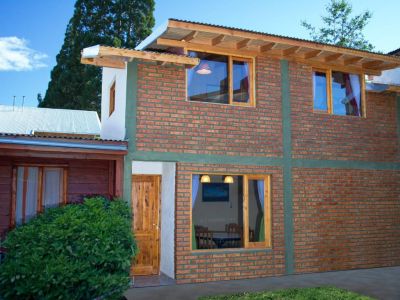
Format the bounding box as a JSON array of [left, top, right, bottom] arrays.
[[109, 81, 116, 116], [313, 69, 364, 117], [187, 51, 254, 106]]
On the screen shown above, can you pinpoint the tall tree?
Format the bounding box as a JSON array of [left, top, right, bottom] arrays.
[[40, 0, 155, 113], [301, 0, 374, 51]]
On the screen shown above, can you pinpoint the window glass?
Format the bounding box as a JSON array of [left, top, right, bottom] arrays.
[[192, 175, 243, 249], [332, 71, 362, 116], [16, 167, 38, 224], [43, 168, 63, 209], [15, 167, 24, 225], [187, 51, 229, 104], [15, 166, 64, 225], [232, 60, 250, 103], [248, 179, 265, 243], [313, 71, 328, 111]]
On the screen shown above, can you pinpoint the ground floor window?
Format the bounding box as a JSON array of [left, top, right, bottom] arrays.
[[191, 173, 271, 250], [12, 165, 67, 226]]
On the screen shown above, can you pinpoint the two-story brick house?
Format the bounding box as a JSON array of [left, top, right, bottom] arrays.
[[82, 19, 400, 284]]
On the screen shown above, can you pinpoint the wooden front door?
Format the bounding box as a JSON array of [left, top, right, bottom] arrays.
[[131, 175, 161, 275]]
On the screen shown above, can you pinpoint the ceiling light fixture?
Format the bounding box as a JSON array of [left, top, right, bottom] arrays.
[[200, 175, 211, 183]]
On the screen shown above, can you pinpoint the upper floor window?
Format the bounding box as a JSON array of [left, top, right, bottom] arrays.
[[187, 51, 254, 106], [109, 81, 116, 116], [313, 69, 364, 117]]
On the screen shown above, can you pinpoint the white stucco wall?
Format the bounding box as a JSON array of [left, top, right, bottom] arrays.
[[132, 161, 163, 175], [160, 162, 175, 278], [131, 161, 176, 279], [100, 67, 127, 140]]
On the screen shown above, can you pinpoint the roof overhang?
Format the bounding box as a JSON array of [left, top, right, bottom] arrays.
[[0, 134, 128, 156], [81, 45, 200, 69], [366, 83, 400, 93], [137, 19, 400, 76]]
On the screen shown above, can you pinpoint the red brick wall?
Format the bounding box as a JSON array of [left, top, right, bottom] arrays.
[[0, 157, 113, 237], [175, 162, 285, 283], [290, 62, 399, 162], [136, 57, 283, 157], [293, 168, 400, 273]]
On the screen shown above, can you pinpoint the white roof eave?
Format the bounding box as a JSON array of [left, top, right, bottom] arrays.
[[82, 45, 101, 58], [135, 20, 169, 51]]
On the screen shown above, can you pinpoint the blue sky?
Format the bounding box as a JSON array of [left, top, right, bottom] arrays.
[[0, 0, 399, 107]]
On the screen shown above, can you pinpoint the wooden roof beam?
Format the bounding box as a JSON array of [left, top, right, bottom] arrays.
[[236, 38, 251, 49], [282, 46, 301, 56], [303, 50, 322, 59], [167, 19, 400, 66], [81, 45, 200, 68], [343, 56, 363, 65], [373, 63, 400, 70], [181, 31, 198, 42], [362, 60, 384, 69], [259, 42, 276, 53], [211, 34, 225, 46], [157, 38, 260, 57], [325, 53, 343, 62], [81, 57, 125, 69]]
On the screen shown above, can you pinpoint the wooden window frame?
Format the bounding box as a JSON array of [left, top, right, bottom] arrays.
[[109, 80, 116, 117], [186, 48, 256, 107], [10, 164, 68, 228], [190, 172, 271, 252], [312, 68, 366, 117]]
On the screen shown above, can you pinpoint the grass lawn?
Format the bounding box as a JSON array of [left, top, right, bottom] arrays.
[[198, 287, 373, 300]]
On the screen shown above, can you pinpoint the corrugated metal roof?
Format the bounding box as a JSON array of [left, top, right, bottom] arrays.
[[0, 132, 125, 143], [165, 18, 397, 58], [0, 105, 101, 135]]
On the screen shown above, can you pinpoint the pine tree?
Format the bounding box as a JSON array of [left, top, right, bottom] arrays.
[[301, 0, 374, 51], [40, 0, 155, 113]]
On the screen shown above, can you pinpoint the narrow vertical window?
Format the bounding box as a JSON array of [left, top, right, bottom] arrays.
[[16, 167, 38, 225], [313, 70, 328, 112], [42, 168, 64, 208], [109, 81, 116, 116], [232, 58, 252, 104]]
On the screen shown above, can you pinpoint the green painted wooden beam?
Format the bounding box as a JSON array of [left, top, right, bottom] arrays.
[[281, 60, 295, 275], [123, 60, 138, 205]]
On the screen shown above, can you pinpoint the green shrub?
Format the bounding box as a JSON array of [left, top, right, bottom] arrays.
[[0, 196, 136, 300]]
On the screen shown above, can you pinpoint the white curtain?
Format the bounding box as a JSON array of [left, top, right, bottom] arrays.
[[15, 167, 38, 224], [25, 167, 38, 222], [192, 175, 200, 208], [257, 180, 264, 209], [349, 74, 361, 116], [313, 72, 317, 101], [43, 168, 63, 208]]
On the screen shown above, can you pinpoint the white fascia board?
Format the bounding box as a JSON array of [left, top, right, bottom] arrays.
[[135, 20, 169, 50], [82, 45, 101, 58]]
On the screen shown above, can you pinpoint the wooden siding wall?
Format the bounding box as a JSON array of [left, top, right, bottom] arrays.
[[0, 157, 114, 237]]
